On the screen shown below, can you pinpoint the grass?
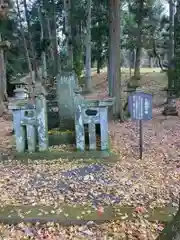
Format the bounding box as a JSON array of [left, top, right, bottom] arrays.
[[12, 150, 117, 163], [0, 204, 176, 225]]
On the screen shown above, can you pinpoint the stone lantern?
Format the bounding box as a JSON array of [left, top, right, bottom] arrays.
[[13, 82, 29, 100]]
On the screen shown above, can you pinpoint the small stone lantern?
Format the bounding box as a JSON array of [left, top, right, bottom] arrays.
[[13, 82, 29, 100]]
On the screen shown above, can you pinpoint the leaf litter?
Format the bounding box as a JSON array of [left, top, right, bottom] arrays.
[[0, 72, 179, 238]]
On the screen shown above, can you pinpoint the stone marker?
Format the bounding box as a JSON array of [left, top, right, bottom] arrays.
[[56, 71, 78, 130], [74, 98, 115, 151]]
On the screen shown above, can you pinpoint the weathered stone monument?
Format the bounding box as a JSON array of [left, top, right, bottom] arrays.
[[46, 87, 60, 130], [74, 95, 115, 151], [56, 71, 78, 130], [9, 83, 48, 153], [13, 83, 29, 99]]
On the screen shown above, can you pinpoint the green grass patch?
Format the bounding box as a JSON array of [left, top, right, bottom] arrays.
[[11, 150, 118, 164], [0, 204, 176, 225]]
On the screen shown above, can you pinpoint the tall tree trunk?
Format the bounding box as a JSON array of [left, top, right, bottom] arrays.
[[0, 0, 7, 102], [108, 0, 123, 120], [38, 2, 47, 83], [129, 50, 132, 77], [23, 0, 38, 82], [85, 0, 92, 92], [52, 0, 59, 74], [96, 39, 102, 74], [97, 57, 101, 74], [148, 55, 152, 68], [46, 16, 55, 69], [174, 0, 180, 96], [63, 0, 73, 70], [0, 34, 6, 99], [168, 0, 174, 91], [134, 0, 144, 81], [162, 0, 177, 117], [0, 34, 6, 116], [43, 0, 55, 77], [0, 0, 8, 116], [15, 0, 34, 96]]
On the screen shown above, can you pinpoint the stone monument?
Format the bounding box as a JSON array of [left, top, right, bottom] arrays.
[[56, 71, 78, 130]]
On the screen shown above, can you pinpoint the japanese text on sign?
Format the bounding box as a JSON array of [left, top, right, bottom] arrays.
[[128, 92, 152, 120]]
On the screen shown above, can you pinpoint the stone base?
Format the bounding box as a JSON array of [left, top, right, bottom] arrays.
[[162, 106, 178, 116]]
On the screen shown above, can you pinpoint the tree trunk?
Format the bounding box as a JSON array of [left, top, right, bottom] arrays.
[[96, 40, 102, 74], [97, 60, 101, 74], [38, 2, 47, 83], [52, 0, 59, 74], [85, 0, 92, 92], [46, 16, 55, 64], [134, 0, 144, 81], [43, 0, 55, 77], [134, 43, 142, 80], [0, 0, 7, 116], [63, 0, 73, 70], [168, 0, 174, 90], [108, 0, 123, 120], [129, 50, 132, 77], [23, 0, 38, 82], [162, 0, 177, 116], [148, 56, 152, 68], [0, 34, 6, 116], [0, 35, 6, 98], [174, 0, 180, 95], [15, 0, 34, 97]]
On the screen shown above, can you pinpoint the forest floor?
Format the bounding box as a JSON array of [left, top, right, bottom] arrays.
[[0, 68, 179, 239]]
